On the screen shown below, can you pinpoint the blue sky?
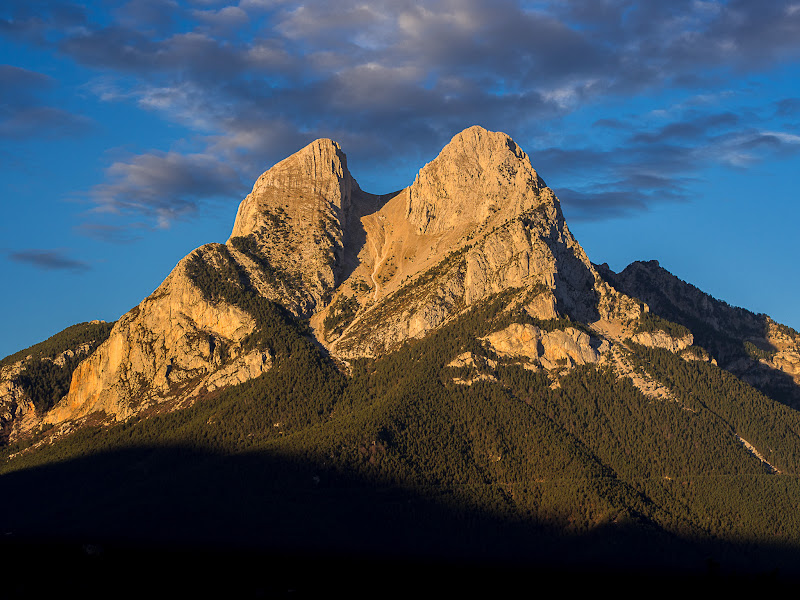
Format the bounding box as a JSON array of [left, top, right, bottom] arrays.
[[1, 0, 799, 359]]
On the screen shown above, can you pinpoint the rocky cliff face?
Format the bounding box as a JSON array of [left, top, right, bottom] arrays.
[[43, 140, 369, 429], [0, 360, 39, 441], [600, 260, 800, 407], [228, 138, 367, 316], [482, 323, 610, 371], [320, 126, 642, 359], [0, 321, 113, 441], [406, 126, 546, 235], [46, 244, 261, 425], [6, 125, 799, 441]]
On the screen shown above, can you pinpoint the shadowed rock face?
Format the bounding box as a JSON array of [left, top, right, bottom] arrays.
[[0, 323, 113, 441], [1, 361, 44, 441], [229, 138, 359, 316], [600, 259, 800, 407]]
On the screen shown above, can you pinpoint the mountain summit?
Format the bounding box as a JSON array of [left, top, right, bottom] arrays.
[[406, 125, 546, 234]]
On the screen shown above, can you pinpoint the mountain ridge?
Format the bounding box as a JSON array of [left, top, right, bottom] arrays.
[[2, 125, 799, 441], [4, 128, 800, 577]]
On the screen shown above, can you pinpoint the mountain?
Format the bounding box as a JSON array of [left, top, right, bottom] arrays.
[[3, 126, 800, 585], [597, 260, 800, 407], [3, 126, 647, 435]]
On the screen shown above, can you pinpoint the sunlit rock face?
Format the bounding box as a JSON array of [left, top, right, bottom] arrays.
[[325, 126, 642, 360]]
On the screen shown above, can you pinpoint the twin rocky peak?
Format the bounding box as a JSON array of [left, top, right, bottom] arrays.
[[39, 126, 670, 428]]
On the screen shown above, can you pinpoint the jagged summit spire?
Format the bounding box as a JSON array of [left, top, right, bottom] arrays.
[[442, 125, 526, 159], [230, 137, 357, 240], [225, 137, 361, 316], [405, 125, 547, 235]]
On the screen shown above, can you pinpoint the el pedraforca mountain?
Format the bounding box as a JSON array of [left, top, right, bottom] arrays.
[[8, 127, 800, 584], [2, 126, 799, 443]]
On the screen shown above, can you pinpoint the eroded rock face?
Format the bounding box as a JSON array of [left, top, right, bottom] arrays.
[[630, 331, 694, 353], [765, 320, 800, 381], [406, 126, 546, 235], [46, 244, 257, 424], [1, 334, 106, 441], [0, 360, 37, 440], [229, 138, 361, 316], [482, 323, 610, 370], [198, 349, 272, 395], [602, 259, 800, 406], [42, 139, 372, 428], [327, 127, 641, 359]]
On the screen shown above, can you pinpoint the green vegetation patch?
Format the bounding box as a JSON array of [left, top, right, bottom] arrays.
[[743, 340, 777, 360], [323, 295, 360, 338], [1, 321, 115, 368], [1, 321, 116, 414], [185, 245, 312, 356], [229, 235, 301, 290], [632, 312, 691, 339]]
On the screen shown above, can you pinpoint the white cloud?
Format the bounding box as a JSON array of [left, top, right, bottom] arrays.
[[192, 5, 250, 28], [760, 130, 800, 144], [89, 151, 243, 227]]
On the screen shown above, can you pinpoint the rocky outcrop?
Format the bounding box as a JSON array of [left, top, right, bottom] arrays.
[[765, 319, 800, 380], [601, 260, 765, 340], [448, 352, 498, 371], [630, 331, 694, 353], [406, 126, 546, 235], [196, 349, 272, 395], [609, 347, 675, 402], [0, 325, 111, 441], [0, 359, 37, 441], [228, 138, 369, 316], [602, 259, 800, 406], [482, 323, 609, 371], [41, 139, 373, 427], [46, 244, 258, 424]]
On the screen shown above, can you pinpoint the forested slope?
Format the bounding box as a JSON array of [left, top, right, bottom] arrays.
[[4, 292, 800, 579]]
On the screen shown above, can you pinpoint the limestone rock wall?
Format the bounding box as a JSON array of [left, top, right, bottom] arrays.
[[406, 126, 545, 235], [630, 331, 694, 353], [483, 323, 609, 370], [0, 360, 37, 440], [604, 259, 800, 406], [229, 138, 359, 316], [329, 127, 641, 359], [46, 244, 257, 424]]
